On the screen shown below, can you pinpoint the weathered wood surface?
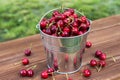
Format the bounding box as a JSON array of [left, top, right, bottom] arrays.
[[0, 15, 120, 80]]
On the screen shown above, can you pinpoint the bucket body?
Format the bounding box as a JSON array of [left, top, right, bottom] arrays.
[[37, 8, 91, 74]]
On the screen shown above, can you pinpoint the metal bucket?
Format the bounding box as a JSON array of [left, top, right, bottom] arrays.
[[36, 8, 91, 74]]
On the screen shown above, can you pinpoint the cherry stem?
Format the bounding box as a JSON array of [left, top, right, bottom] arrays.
[[112, 56, 116, 62], [58, 25, 62, 33], [60, 4, 64, 13], [52, 72, 56, 80], [13, 61, 21, 65], [66, 73, 69, 80], [95, 66, 99, 72], [30, 43, 33, 50], [27, 65, 37, 70], [98, 65, 102, 72]]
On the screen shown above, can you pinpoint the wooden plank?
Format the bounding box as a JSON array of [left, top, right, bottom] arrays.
[[0, 15, 120, 80]]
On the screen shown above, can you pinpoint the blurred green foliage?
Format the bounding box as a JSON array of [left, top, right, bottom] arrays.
[[0, 0, 120, 42]]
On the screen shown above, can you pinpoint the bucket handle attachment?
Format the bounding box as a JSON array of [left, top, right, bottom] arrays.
[[36, 24, 39, 29]]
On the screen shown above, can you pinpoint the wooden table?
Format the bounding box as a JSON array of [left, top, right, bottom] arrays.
[[0, 15, 120, 80]]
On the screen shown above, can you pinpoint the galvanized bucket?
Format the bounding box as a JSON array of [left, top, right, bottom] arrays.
[[36, 8, 91, 74]]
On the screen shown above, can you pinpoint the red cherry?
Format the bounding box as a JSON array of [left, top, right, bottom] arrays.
[[20, 69, 27, 77], [71, 13, 78, 18], [83, 69, 91, 77], [52, 10, 60, 17], [63, 27, 70, 33], [22, 58, 29, 65], [57, 20, 64, 28], [86, 20, 90, 27], [95, 50, 102, 58], [74, 18, 80, 24], [90, 59, 97, 67], [99, 53, 106, 60], [80, 16, 87, 23], [53, 62, 58, 71], [72, 27, 79, 35], [78, 31, 83, 35], [42, 29, 46, 33], [73, 56, 77, 66], [24, 49, 31, 56], [72, 22, 79, 27], [50, 25, 57, 33], [47, 68, 54, 73], [61, 31, 69, 37], [98, 60, 106, 67], [86, 41, 92, 48], [47, 68, 54, 76], [27, 69, 34, 77], [68, 8, 74, 14], [49, 17, 56, 23], [55, 14, 62, 21], [80, 23, 88, 30], [45, 28, 52, 35], [65, 54, 69, 62], [61, 14, 67, 20], [41, 71, 48, 79], [40, 21, 47, 29], [64, 11, 72, 17]]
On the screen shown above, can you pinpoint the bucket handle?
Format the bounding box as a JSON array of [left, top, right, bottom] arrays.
[[36, 24, 39, 29]]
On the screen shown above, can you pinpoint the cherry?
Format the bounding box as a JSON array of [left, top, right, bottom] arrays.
[[49, 17, 56, 23], [99, 53, 106, 60], [47, 68, 54, 73], [65, 54, 69, 62], [47, 68, 54, 76], [72, 22, 79, 27], [73, 56, 77, 66], [45, 28, 52, 35], [78, 31, 83, 35], [80, 23, 88, 30], [98, 60, 106, 67], [95, 50, 102, 58], [42, 29, 46, 33], [90, 59, 97, 67], [27, 69, 34, 77], [41, 71, 48, 79], [86, 41, 92, 48], [40, 20, 47, 29], [61, 31, 69, 37], [57, 20, 64, 28], [55, 14, 62, 21], [24, 49, 31, 56], [22, 58, 29, 65], [68, 8, 74, 14], [86, 20, 90, 27], [83, 69, 91, 77], [50, 25, 57, 33], [74, 18, 80, 24], [64, 18, 70, 24], [52, 10, 60, 17], [61, 14, 67, 20], [72, 27, 79, 35], [80, 16, 87, 23], [64, 11, 72, 17], [20, 69, 27, 77], [63, 27, 70, 33], [53, 62, 58, 71], [72, 13, 78, 18]]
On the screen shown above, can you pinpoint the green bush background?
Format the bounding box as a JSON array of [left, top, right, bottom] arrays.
[[0, 0, 120, 42]]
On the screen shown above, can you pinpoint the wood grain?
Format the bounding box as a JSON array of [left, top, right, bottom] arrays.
[[0, 15, 120, 80]]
